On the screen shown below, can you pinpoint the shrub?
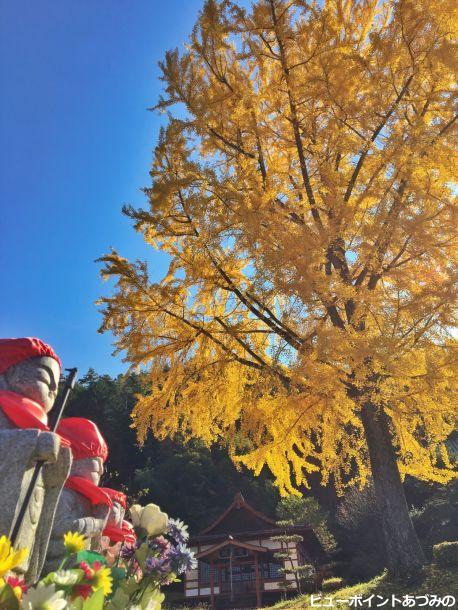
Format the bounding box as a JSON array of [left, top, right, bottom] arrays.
[[433, 541, 458, 568], [322, 577, 344, 592]]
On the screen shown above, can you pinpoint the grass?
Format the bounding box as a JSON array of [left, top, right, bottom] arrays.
[[265, 564, 458, 609], [165, 565, 458, 610]]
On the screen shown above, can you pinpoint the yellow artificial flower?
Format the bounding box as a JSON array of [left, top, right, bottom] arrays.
[[63, 531, 86, 554], [91, 565, 113, 595], [0, 536, 28, 578]]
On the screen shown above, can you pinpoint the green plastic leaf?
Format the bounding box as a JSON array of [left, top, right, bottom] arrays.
[[138, 586, 165, 610], [71, 598, 84, 610], [110, 566, 127, 582], [41, 571, 57, 586], [120, 577, 139, 596], [0, 585, 20, 610], [105, 587, 130, 610], [135, 542, 150, 568], [81, 587, 105, 610], [75, 550, 107, 566]]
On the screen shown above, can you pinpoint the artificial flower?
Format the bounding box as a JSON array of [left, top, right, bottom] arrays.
[[139, 504, 169, 537], [0, 575, 26, 600], [169, 544, 197, 574], [4, 575, 27, 599], [72, 584, 92, 599], [90, 562, 113, 595], [149, 535, 171, 556], [63, 531, 86, 554], [129, 504, 142, 528], [120, 543, 136, 560], [78, 562, 92, 580], [167, 518, 189, 544], [21, 582, 67, 610], [0, 535, 28, 577], [144, 556, 171, 577], [100, 537, 122, 566], [51, 570, 80, 586]]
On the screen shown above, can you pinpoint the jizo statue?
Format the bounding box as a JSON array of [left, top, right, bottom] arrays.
[[100, 489, 136, 563], [45, 418, 112, 571], [101, 489, 126, 533], [100, 488, 136, 547], [0, 338, 72, 581]]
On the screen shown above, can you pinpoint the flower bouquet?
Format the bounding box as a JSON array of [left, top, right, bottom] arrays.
[[0, 503, 196, 610]]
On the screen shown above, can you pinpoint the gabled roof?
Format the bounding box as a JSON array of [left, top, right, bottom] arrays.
[[200, 492, 277, 535], [196, 537, 269, 559]]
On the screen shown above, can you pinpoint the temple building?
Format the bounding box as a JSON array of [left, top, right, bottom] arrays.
[[184, 492, 327, 609]]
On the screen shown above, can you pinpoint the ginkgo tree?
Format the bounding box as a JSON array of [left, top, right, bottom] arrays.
[[99, 0, 457, 576]]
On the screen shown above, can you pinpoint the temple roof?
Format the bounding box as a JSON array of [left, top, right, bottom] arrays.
[[196, 537, 269, 559], [199, 492, 277, 536]]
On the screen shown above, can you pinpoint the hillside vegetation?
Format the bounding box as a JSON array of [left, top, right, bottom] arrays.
[[267, 565, 458, 610]]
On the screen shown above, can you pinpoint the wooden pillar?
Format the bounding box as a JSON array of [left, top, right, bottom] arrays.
[[210, 558, 215, 610], [254, 553, 262, 608]]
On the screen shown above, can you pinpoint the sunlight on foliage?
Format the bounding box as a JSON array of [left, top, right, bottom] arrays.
[[99, 0, 457, 495]]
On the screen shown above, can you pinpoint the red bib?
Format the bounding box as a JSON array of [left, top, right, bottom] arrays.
[[102, 524, 125, 544], [65, 476, 113, 507], [100, 487, 127, 509], [0, 390, 49, 430]]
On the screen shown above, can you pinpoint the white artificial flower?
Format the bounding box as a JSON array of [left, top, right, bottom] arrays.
[[139, 503, 169, 537], [52, 570, 80, 586], [129, 503, 142, 527], [22, 582, 67, 610]]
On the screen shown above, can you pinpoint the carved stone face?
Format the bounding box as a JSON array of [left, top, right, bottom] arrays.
[[71, 457, 104, 485], [0, 356, 60, 412]]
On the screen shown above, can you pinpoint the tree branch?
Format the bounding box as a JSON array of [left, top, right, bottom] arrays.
[[343, 74, 414, 204]]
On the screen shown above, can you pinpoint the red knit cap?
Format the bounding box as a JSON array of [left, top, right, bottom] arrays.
[[57, 417, 108, 462], [0, 338, 61, 374], [100, 488, 127, 509]]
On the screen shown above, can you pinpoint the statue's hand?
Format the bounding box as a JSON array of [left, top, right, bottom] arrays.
[[35, 431, 60, 463], [42, 445, 72, 486], [72, 518, 90, 535], [75, 512, 108, 537]]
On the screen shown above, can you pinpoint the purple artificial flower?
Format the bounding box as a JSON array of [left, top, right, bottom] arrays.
[[169, 544, 197, 574], [144, 555, 172, 577], [149, 535, 172, 557], [167, 518, 189, 545], [120, 543, 136, 560]]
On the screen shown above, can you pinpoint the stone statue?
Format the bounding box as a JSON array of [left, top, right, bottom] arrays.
[[0, 337, 73, 582], [100, 489, 135, 546], [44, 418, 112, 571], [101, 489, 126, 535], [99, 489, 137, 563]]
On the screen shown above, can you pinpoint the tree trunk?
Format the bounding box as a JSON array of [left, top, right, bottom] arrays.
[[360, 402, 426, 578]]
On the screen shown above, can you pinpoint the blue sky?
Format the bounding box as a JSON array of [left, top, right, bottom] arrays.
[[0, 0, 210, 377]]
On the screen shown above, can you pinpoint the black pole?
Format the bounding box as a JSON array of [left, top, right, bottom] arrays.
[[10, 367, 78, 545]]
